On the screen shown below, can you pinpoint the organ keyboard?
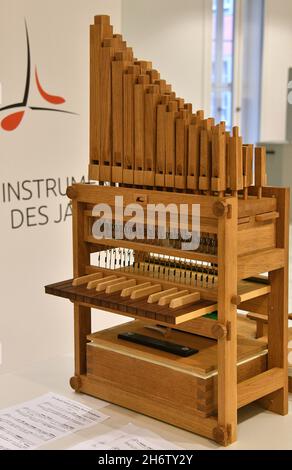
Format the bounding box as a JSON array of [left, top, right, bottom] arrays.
[[45, 15, 290, 446]]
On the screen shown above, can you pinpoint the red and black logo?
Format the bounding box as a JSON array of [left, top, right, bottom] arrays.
[[0, 21, 77, 132]]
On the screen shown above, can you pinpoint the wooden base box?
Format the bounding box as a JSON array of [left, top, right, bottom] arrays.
[[85, 321, 267, 419]]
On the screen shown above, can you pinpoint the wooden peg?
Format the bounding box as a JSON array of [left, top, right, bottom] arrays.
[[211, 323, 227, 340], [70, 375, 82, 392], [66, 186, 77, 199]]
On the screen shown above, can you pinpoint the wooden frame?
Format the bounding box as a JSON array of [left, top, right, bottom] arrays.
[[45, 15, 290, 446], [46, 184, 289, 446]]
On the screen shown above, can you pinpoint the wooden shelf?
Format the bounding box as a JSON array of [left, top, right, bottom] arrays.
[[238, 248, 285, 280]]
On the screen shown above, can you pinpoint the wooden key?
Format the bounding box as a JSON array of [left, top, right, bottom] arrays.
[[87, 278, 107, 289], [106, 278, 136, 294], [130, 284, 161, 300], [72, 272, 103, 287], [96, 277, 126, 292], [169, 292, 200, 309], [87, 275, 116, 290], [148, 288, 178, 304], [158, 290, 189, 307], [121, 282, 151, 298]]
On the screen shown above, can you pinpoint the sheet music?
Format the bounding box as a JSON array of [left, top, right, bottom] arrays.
[[0, 393, 109, 450], [70, 423, 183, 450]]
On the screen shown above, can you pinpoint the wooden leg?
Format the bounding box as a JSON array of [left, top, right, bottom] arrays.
[[216, 199, 238, 445], [70, 303, 91, 392], [256, 186, 289, 415], [70, 198, 92, 391], [259, 269, 288, 415], [289, 376, 292, 394]]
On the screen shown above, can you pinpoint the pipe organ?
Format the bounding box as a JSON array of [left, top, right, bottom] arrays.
[[45, 16, 289, 446]]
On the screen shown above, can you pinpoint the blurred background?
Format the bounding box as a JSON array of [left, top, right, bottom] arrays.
[[0, 0, 291, 375]]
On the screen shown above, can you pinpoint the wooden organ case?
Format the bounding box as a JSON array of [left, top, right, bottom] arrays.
[[45, 16, 290, 446]]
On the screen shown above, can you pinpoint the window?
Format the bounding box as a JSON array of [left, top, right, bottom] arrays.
[[211, 0, 235, 130], [223, 0, 234, 15]]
